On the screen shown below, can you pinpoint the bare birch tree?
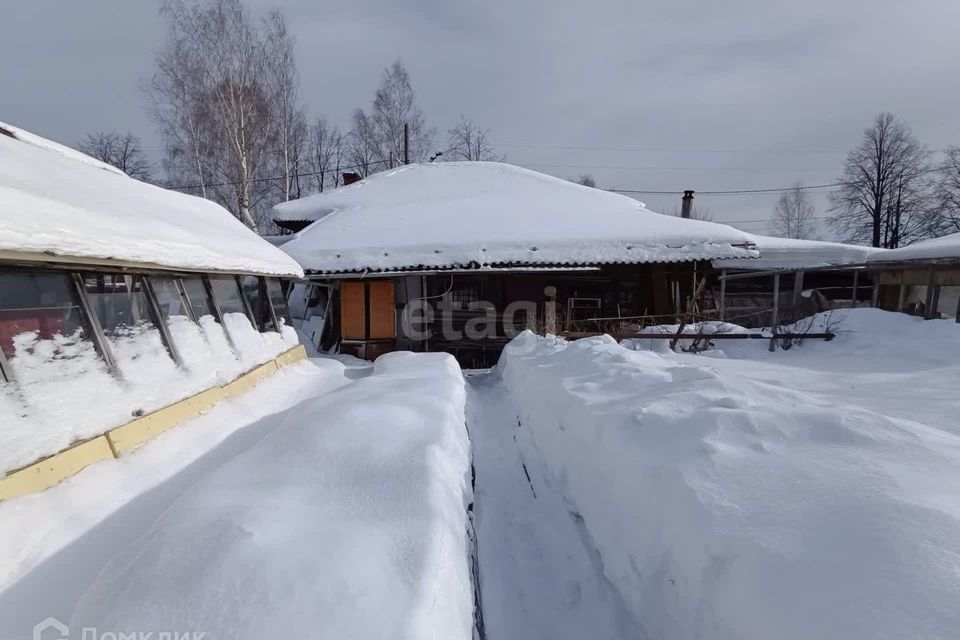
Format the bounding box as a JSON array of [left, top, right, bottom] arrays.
[[446, 116, 500, 161], [77, 131, 153, 181], [307, 118, 344, 192], [829, 113, 934, 248], [263, 9, 306, 203], [349, 60, 434, 170], [148, 0, 302, 231], [936, 146, 960, 233], [771, 181, 816, 239]]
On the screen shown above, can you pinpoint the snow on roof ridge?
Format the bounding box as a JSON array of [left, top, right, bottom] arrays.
[[278, 161, 756, 273], [0, 120, 126, 177]]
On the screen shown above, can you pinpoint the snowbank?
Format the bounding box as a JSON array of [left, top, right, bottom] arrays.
[[0, 121, 302, 276], [1, 314, 300, 475], [498, 329, 960, 640], [69, 352, 474, 640], [0, 359, 351, 637], [278, 162, 757, 273]]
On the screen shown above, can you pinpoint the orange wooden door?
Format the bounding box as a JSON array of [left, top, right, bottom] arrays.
[[340, 281, 366, 340], [368, 280, 396, 339]]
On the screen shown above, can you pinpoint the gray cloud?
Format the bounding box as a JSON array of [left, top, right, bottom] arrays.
[[2, 0, 958, 236]]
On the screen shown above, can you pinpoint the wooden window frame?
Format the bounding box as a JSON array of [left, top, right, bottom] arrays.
[[201, 275, 237, 350], [142, 276, 185, 368]]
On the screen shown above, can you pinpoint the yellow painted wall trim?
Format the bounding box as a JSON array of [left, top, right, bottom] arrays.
[[0, 344, 309, 501], [0, 436, 114, 502]]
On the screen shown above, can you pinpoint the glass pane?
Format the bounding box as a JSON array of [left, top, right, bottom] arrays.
[[209, 276, 246, 317], [265, 278, 290, 325], [241, 276, 272, 331], [0, 270, 90, 362], [150, 276, 191, 321], [181, 276, 213, 320], [81, 273, 154, 339]]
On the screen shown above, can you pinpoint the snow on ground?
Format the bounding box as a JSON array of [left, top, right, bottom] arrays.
[[0, 121, 302, 276], [0, 359, 350, 637], [278, 162, 757, 273], [62, 352, 473, 640], [497, 311, 960, 640], [467, 372, 643, 640]]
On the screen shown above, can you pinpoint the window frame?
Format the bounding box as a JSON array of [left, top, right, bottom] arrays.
[[200, 275, 238, 350], [142, 276, 185, 368], [264, 277, 291, 329]]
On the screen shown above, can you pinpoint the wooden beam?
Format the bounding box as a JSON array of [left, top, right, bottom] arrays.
[[669, 277, 707, 350], [769, 272, 781, 352], [719, 269, 727, 321]]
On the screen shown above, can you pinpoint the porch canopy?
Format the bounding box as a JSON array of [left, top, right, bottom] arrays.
[[275, 162, 757, 275], [0, 121, 302, 278]]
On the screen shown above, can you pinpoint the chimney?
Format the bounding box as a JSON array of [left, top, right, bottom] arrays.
[[342, 172, 362, 186], [681, 190, 695, 219]]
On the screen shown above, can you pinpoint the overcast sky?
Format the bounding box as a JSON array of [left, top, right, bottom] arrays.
[[3, 0, 959, 237]]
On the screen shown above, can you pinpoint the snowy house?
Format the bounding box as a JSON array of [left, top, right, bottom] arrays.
[[0, 122, 305, 499], [866, 232, 960, 320], [274, 162, 756, 365], [711, 235, 886, 327]]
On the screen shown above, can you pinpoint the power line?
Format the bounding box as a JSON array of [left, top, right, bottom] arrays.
[[494, 142, 850, 154]]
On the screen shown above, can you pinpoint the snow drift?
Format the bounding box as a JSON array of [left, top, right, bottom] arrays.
[[498, 322, 960, 640], [69, 352, 474, 640]]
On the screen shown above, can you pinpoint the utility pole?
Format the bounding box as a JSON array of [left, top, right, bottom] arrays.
[[403, 123, 410, 165], [681, 190, 694, 218]]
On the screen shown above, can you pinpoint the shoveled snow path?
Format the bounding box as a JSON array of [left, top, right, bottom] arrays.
[[467, 371, 643, 640]]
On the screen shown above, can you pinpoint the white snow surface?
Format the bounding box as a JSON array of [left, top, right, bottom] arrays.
[[277, 162, 757, 273], [0, 121, 303, 277], [866, 231, 960, 263], [0, 313, 299, 475], [497, 312, 960, 640], [0, 359, 352, 637], [67, 352, 474, 640], [714, 233, 884, 270]]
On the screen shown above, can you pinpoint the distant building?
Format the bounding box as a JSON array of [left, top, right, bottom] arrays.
[[274, 162, 756, 366]]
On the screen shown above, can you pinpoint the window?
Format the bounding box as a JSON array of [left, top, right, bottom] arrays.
[[150, 276, 192, 322], [180, 276, 214, 320], [241, 276, 274, 332], [81, 274, 156, 340], [0, 270, 96, 375], [265, 278, 291, 326], [208, 276, 247, 317]]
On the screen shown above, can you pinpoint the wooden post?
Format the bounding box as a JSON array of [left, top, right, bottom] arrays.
[[896, 282, 907, 312], [769, 272, 780, 352], [792, 270, 804, 322], [851, 269, 859, 307], [871, 281, 879, 308], [719, 269, 727, 321], [930, 285, 941, 319], [955, 293, 960, 324], [923, 268, 935, 319], [669, 277, 707, 350], [403, 123, 410, 165]]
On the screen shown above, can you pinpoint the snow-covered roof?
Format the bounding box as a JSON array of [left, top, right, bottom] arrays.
[[866, 232, 960, 264], [714, 234, 884, 270], [276, 162, 757, 274], [0, 122, 303, 277]]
